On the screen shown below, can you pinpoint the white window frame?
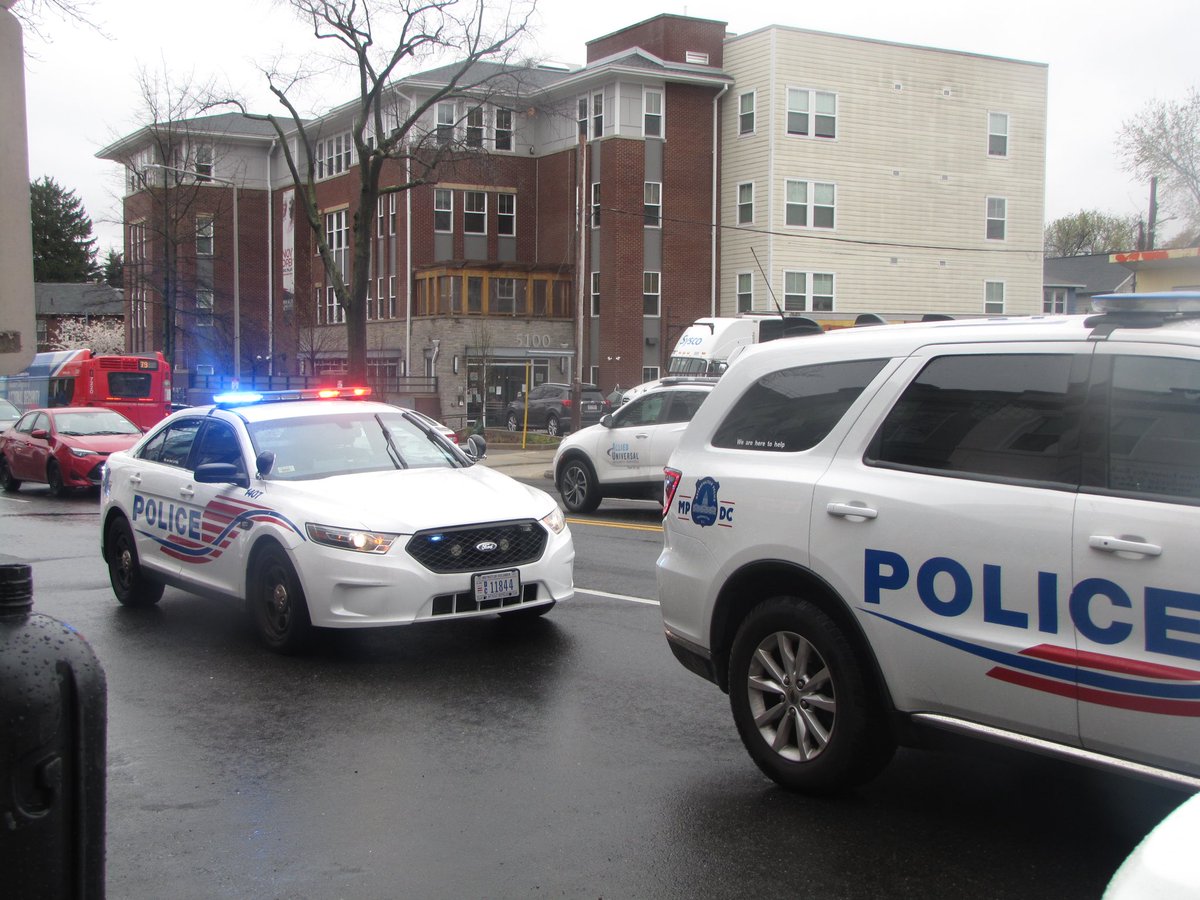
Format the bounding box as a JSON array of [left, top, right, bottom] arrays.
[[1044, 287, 1067, 314], [326, 285, 346, 324], [786, 88, 838, 139], [737, 182, 754, 225], [642, 366, 660, 383], [196, 288, 214, 327], [644, 182, 661, 228], [590, 182, 601, 228], [436, 102, 456, 144], [388, 193, 396, 236], [985, 280, 1006, 315], [811, 272, 835, 312], [781, 271, 835, 311], [388, 275, 396, 319], [577, 97, 589, 138], [986, 196, 1007, 241], [643, 88, 663, 138], [465, 106, 485, 148], [785, 179, 836, 229], [434, 189, 454, 233], [590, 271, 600, 317], [643, 271, 661, 318], [592, 91, 604, 139], [196, 216, 214, 257], [497, 193, 516, 236], [494, 277, 516, 314], [736, 272, 753, 312], [324, 208, 349, 280], [495, 107, 513, 152], [376, 196, 385, 238], [738, 91, 755, 135], [988, 111, 1009, 158], [463, 190, 487, 235], [194, 145, 213, 182], [590, 365, 600, 387]]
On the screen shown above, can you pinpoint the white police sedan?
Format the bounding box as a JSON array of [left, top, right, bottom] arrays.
[[100, 388, 573, 653]]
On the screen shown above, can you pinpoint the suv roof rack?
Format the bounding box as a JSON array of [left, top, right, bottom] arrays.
[[658, 376, 722, 387]]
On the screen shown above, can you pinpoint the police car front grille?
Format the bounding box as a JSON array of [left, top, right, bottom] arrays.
[[406, 520, 547, 573], [432, 583, 541, 616]]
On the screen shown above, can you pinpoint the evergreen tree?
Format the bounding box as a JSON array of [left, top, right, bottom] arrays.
[[30, 175, 98, 282], [103, 249, 124, 288]]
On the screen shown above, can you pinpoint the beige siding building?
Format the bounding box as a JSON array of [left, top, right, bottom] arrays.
[[721, 26, 1048, 323]]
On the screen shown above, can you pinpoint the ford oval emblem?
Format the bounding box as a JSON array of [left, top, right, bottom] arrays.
[[476, 540, 498, 552]]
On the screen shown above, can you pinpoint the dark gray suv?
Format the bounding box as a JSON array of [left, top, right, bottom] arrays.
[[504, 382, 608, 436]]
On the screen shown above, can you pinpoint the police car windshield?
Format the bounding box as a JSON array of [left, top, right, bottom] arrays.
[[248, 410, 462, 481]]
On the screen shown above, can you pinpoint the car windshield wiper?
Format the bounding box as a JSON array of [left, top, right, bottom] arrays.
[[373, 416, 407, 469]]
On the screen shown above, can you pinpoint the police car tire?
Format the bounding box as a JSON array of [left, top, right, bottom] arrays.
[[557, 457, 601, 514], [106, 516, 164, 607], [0, 456, 20, 492], [250, 544, 315, 654], [729, 596, 894, 794]]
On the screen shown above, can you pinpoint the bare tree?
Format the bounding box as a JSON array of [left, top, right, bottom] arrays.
[[1118, 87, 1200, 243], [1044, 210, 1139, 257], [226, 0, 536, 382], [115, 66, 232, 367], [10, 0, 99, 39]]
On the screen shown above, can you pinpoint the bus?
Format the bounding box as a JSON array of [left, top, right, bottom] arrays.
[[0, 350, 172, 430]]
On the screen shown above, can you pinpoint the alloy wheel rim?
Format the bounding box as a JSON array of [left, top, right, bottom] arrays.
[[746, 630, 835, 763]]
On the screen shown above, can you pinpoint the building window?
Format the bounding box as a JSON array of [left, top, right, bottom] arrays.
[[196, 217, 214, 256], [388, 275, 396, 319], [812, 273, 834, 311], [464, 191, 486, 234], [434, 188, 453, 233], [466, 107, 485, 148], [642, 366, 660, 382], [590, 272, 600, 317], [644, 182, 661, 228], [1044, 287, 1067, 314], [783, 271, 806, 311], [497, 193, 516, 236], [316, 132, 354, 181], [988, 112, 1009, 157], [737, 272, 753, 312], [577, 97, 588, 138], [436, 102, 456, 144], [590, 182, 601, 228], [194, 145, 213, 182], [643, 272, 660, 317], [376, 196, 385, 238], [644, 89, 663, 138], [467, 276, 483, 313], [985, 280, 1005, 314], [739, 91, 755, 135], [787, 88, 838, 139], [590, 365, 600, 387], [388, 194, 396, 236], [737, 182, 754, 225], [196, 289, 213, 326], [986, 196, 1007, 240], [495, 108, 513, 151], [785, 179, 836, 229], [326, 285, 345, 324], [325, 209, 349, 278], [493, 277, 516, 314], [592, 91, 604, 139]]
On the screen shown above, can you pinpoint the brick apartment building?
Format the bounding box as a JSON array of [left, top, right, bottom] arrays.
[[97, 13, 1046, 424]]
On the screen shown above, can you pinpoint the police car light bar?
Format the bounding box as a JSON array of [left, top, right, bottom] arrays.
[[1091, 291, 1200, 314], [213, 386, 373, 408]]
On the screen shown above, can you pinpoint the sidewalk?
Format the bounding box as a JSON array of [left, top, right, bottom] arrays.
[[477, 443, 556, 480]]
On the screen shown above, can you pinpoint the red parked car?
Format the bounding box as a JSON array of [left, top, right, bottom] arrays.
[[0, 407, 142, 496]]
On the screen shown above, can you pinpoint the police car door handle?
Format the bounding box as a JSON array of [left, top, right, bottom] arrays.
[[1088, 535, 1162, 557], [826, 502, 878, 520], [128, 474, 142, 486], [179, 486, 195, 499]]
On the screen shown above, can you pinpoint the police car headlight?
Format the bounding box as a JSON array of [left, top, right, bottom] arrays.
[[70, 447, 99, 458], [306, 523, 397, 554], [540, 506, 566, 535]]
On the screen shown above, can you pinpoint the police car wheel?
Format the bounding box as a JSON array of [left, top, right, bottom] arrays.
[[106, 516, 164, 607], [250, 544, 314, 654], [506, 412, 519, 432], [47, 461, 66, 497], [729, 596, 894, 793], [0, 456, 20, 493], [557, 457, 601, 514]]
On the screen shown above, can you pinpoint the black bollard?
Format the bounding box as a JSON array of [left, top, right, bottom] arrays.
[[0, 563, 107, 899]]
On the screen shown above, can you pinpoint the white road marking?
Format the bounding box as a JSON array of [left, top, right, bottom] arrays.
[[577, 587, 659, 606]]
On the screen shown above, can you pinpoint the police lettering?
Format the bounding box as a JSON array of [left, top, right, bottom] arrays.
[[131, 493, 202, 541], [864, 548, 1200, 662]]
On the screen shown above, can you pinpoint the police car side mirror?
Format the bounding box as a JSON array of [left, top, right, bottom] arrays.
[[600, 414, 614, 428], [194, 462, 250, 489], [464, 433, 487, 462], [256, 450, 275, 478]]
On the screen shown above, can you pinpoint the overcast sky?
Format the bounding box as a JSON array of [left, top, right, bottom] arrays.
[[18, 0, 1199, 255]]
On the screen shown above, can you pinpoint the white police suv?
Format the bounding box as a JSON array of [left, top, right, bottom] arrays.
[[100, 388, 573, 653], [553, 379, 714, 513], [659, 293, 1200, 793]]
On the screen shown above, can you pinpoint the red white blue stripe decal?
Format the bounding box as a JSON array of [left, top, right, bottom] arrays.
[[866, 609, 1200, 715], [139, 495, 304, 565]]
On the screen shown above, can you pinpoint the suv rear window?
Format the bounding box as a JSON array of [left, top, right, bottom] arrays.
[[868, 353, 1087, 486], [712, 359, 886, 452]]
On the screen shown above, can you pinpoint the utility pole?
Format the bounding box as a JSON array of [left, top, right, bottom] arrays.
[[1147, 176, 1159, 250]]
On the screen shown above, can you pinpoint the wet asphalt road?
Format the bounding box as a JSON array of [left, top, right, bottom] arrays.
[[2, 485, 1189, 899]]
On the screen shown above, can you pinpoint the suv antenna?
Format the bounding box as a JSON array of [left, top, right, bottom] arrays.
[[750, 247, 786, 321]]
